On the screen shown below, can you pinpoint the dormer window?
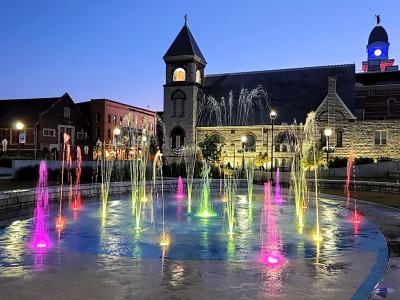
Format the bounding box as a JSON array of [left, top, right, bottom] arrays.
[[196, 69, 202, 84], [173, 68, 186, 82], [64, 107, 71, 118]]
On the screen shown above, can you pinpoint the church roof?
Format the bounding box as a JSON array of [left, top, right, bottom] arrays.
[[164, 24, 206, 62], [200, 64, 356, 126], [368, 25, 389, 44], [0, 93, 69, 126]]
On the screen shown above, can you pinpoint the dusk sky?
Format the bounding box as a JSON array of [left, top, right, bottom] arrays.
[[0, 1, 399, 111]]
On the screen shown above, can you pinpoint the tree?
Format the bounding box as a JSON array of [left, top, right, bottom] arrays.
[[198, 134, 222, 165], [254, 151, 270, 169]]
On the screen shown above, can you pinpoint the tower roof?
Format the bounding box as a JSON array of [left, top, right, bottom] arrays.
[[368, 25, 389, 44], [164, 23, 206, 63]]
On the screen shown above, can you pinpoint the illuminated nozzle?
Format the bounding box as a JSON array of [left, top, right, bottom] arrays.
[[353, 212, 361, 224], [56, 216, 64, 228], [159, 232, 171, 247], [313, 233, 323, 242]]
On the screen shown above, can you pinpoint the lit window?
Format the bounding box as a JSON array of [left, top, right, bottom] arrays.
[[43, 128, 56, 137], [173, 68, 186, 82], [196, 70, 202, 84], [113, 115, 116, 125], [374, 130, 387, 145], [64, 107, 71, 118]]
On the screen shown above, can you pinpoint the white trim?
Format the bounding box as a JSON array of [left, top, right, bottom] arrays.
[[43, 128, 56, 137], [315, 93, 356, 120]]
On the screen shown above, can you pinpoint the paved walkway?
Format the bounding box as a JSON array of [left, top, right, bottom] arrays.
[[321, 193, 400, 300]]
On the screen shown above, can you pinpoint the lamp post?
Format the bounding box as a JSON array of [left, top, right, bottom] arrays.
[[15, 121, 24, 157], [113, 127, 121, 160], [241, 135, 246, 172], [324, 128, 332, 164], [269, 110, 277, 182]]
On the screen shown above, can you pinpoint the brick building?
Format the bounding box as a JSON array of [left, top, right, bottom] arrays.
[[162, 17, 400, 168], [0, 93, 89, 158], [77, 99, 157, 145]]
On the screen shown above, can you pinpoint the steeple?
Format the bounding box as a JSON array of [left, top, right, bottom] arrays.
[[163, 17, 206, 64]]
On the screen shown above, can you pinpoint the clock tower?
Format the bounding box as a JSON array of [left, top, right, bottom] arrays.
[[362, 15, 397, 72]]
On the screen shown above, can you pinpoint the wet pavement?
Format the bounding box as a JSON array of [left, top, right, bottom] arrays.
[[0, 188, 393, 299], [320, 193, 400, 300]]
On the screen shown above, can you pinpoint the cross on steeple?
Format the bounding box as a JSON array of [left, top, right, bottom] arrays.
[[184, 14, 188, 26]]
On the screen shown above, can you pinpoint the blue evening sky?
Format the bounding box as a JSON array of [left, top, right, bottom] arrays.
[[0, 0, 399, 110]]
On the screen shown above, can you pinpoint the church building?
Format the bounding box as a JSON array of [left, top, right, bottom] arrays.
[[162, 16, 400, 169]]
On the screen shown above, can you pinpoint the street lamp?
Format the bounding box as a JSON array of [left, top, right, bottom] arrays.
[[269, 110, 277, 182], [15, 121, 24, 157], [241, 135, 246, 171], [324, 128, 332, 164]]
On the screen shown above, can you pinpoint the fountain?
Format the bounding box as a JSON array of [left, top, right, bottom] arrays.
[[97, 140, 114, 221], [260, 182, 284, 267], [196, 161, 216, 218], [181, 145, 199, 213], [176, 176, 184, 199], [345, 150, 360, 223], [246, 160, 254, 207], [274, 168, 283, 204], [31, 161, 50, 250], [303, 112, 323, 242], [225, 173, 237, 236], [72, 146, 82, 213], [291, 144, 306, 229]]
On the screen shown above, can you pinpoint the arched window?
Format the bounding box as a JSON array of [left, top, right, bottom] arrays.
[[242, 133, 256, 152], [388, 98, 396, 114], [196, 69, 202, 84], [171, 90, 186, 117], [173, 68, 186, 82], [170, 126, 185, 149]]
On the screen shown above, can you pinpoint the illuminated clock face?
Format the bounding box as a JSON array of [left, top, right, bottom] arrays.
[[374, 49, 382, 57]]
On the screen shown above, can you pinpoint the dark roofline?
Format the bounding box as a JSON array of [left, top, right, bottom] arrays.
[[205, 64, 355, 78], [89, 98, 157, 115]]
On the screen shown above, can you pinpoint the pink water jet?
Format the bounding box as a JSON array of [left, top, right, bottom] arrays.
[[31, 161, 51, 250], [260, 182, 285, 268], [176, 176, 184, 199], [72, 146, 82, 212]]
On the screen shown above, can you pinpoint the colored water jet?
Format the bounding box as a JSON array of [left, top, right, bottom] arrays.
[[31, 161, 50, 250], [260, 182, 284, 268], [181, 145, 198, 213], [225, 174, 237, 235], [246, 160, 254, 207], [176, 176, 184, 199], [196, 161, 216, 218]]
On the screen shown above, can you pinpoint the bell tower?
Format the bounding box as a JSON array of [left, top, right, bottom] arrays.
[[163, 16, 206, 158]]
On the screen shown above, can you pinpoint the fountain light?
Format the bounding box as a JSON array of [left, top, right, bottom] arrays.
[[159, 231, 171, 247]]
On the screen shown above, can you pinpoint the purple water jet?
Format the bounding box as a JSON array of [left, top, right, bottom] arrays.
[[31, 160, 51, 250], [176, 176, 184, 199]]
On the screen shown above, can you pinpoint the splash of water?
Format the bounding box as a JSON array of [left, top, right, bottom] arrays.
[[246, 160, 255, 207], [31, 161, 50, 250], [176, 176, 184, 199], [196, 161, 216, 217], [225, 173, 237, 235], [260, 182, 284, 267], [274, 168, 283, 204], [291, 144, 306, 229], [303, 112, 322, 242]]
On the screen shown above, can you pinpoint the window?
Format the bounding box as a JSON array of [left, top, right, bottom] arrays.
[[96, 128, 101, 139], [196, 69, 202, 84], [120, 116, 123, 126], [262, 128, 268, 145], [108, 114, 111, 124], [25, 128, 35, 144], [0, 129, 7, 141], [170, 126, 185, 149], [171, 90, 185, 118], [336, 130, 343, 147], [43, 128, 56, 137], [113, 115, 116, 125], [180, 98, 185, 117], [173, 68, 186, 82], [374, 130, 387, 145], [77, 132, 87, 140], [96, 113, 102, 123], [107, 129, 111, 139], [281, 144, 288, 152], [64, 107, 71, 118], [242, 134, 256, 152], [274, 144, 280, 152]]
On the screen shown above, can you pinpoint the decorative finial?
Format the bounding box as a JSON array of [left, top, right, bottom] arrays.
[[184, 14, 188, 26], [375, 14, 381, 25]]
